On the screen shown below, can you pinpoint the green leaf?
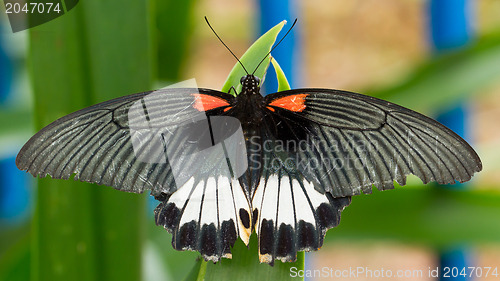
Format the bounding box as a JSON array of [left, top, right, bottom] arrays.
[[326, 186, 500, 246], [0, 229, 31, 281], [370, 31, 500, 114], [271, 56, 291, 91], [28, 1, 151, 280], [153, 184, 500, 274], [221, 20, 286, 95], [154, 0, 197, 81], [204, 234, 304, 281], [183, 259, 206, 281]]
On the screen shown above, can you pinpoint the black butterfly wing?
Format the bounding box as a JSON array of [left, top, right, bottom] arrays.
[[249, 88, 482, 264], [264, 89, 482, 197], [17, 88, 234, 193]]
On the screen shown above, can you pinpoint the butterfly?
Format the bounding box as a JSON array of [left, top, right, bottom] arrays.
[[16, 21, 482, 265], [16, 73, 482, 264]]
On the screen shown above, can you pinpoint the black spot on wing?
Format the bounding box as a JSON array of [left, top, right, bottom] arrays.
[[154, 192, 169, 202], [200, 224, 217, 258], [220, 220, 237, 255], [257, 194, 351, 264], [297, 221, 317, 251], [239, 208, 250, 229], [317, 202, 342, 231], [252, 208, 259, 231], [177, 220, 198, 250], [315, 196, 351, 249], [154, 202, 180, 231], [332, 196, 351, 210], [276, 224, 295, 262], [260, 219, 274, 256], [154, 198, 240, 262]]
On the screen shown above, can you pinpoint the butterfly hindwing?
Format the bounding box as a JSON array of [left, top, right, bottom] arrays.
[[248, 121, 351, 264], [252, 171, 351, 264], [154, 175, 251, 262]]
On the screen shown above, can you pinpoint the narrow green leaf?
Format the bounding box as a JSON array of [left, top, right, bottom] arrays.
[[197, 261, 208, 281], [221, 20, 286, 94], [0, 231, 30, 281], [30, 10, 100, 281], [204, 234, 304, 281], [28, 1, 151, 281], [271, 56, 291, 92], [182, 259, 204, 281], [326, 186, 500, 246], [371, 31, 500, 113], [154, 0, 197, 81]]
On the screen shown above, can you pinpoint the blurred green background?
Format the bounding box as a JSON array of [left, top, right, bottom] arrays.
[[1, 0, 500, 280]]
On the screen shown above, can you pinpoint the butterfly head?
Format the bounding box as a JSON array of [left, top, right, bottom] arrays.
[[240, 74, 261, 94]]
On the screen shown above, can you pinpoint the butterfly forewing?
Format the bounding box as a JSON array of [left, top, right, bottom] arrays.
[[264, 89, 482, 197], [16, 88, 240, 193]]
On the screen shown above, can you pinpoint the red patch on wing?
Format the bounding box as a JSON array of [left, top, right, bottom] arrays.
[[268, 94, 308, 112], [192, 94, 230, 111]]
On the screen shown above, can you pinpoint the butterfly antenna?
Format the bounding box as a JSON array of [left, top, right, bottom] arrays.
[[251, 18, 298, 75], [205, 16, 249, 75]]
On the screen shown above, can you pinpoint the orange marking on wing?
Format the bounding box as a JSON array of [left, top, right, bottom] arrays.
[[268, 94, 308, 112], [266, 106, 275, 112], [192, 94, 230, 111], [223, 107, 232, 112]]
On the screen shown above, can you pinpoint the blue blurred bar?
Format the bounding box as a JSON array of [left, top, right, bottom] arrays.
[[430, 0, 474, 280], [0, 25, 13, 223], [430, 0, 472, 51], [0, 157, 31, 224], [0, 32, 12, 103], [256, 0, 301, 95], [0, 24, 32, 224], [439, 248, 474, 280]]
